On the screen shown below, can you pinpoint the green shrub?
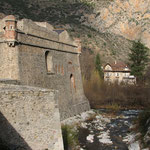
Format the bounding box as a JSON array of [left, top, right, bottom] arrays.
[[62, 125, 78, 150], [103, 42, 106, 46], [87, 33, 92, 38], [95, 54, 103, 78], [137, 110, 150, 135], [132, 109, 150, 148], [129, 41, 149, 81]]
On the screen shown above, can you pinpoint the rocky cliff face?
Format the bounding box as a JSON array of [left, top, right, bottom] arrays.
[[84, 0, 150, 48]]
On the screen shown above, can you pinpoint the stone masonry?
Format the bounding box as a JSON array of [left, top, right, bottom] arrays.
[[0, 83, 64, 150], [0, 15, 90, 119], [0, 15, 90, 150]]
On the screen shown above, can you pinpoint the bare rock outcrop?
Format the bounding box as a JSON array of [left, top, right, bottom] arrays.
[[84, 0, 150, 48]]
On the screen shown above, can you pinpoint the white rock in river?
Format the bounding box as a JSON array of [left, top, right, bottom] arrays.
[[128, 141, 140, 150], [81, 110, 95, 121], [123, 133, 136, 143], [98, 130, 112, 144], [81, 122, 88, 128], [86, 134, 94, 143]]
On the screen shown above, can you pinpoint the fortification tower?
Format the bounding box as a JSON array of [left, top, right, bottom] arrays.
[[0, 15, 19, 81], [4, 15, 17, 46]]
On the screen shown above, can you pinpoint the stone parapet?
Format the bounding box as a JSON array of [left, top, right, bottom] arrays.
[[17, 19, 78, 54], [0, 16, 80, 53], [17, 31, 77, 54]]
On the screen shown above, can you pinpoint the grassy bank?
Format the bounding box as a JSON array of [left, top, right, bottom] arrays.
[[62, 125, 79, 150]]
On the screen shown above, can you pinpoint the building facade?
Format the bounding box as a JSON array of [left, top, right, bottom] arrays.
[[103, 61, 136, 84]]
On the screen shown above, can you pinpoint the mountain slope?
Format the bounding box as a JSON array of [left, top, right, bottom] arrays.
[[84, 0, 150, 48]]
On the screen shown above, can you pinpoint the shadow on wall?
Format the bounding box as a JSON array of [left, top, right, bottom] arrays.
[[0, 112, 32, 150]]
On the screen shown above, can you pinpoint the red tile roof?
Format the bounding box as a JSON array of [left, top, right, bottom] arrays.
[[104, 61, 130, 72]]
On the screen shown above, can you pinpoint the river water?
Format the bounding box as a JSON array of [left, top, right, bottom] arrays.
[[78, 109, 141, 150]]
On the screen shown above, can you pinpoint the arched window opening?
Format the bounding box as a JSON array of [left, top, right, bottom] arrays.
[[58, 64, 60, 73], [70, 74, 76, 92], [68, 61, 72, 65], [45, 51, 54, 74], [10, 25, 14, 30], [61, 65, 64, 75], [55, 64, 57, 73], [70, 74, 73, 79]]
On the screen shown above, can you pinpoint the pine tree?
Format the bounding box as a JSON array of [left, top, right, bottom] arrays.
[[95, 54, 103, 78], [129, 41, 149, 80]]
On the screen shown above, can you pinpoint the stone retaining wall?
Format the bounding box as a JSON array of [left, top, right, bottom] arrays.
[[0, 84, 64, 150]]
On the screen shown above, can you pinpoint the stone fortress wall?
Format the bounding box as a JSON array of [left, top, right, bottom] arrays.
[[0, 15, 90, 119], [0, 82, 63, 150], [0, 15, 90, 150]]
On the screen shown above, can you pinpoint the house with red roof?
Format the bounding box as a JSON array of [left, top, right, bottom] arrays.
[[103, 61, 136, 84]]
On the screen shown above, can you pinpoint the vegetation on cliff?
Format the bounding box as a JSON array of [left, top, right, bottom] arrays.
[[95, 54, 103, 78]]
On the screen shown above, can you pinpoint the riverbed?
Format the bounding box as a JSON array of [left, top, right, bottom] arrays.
[[62, 109, 142, 150], [78, 109, 141, 150]]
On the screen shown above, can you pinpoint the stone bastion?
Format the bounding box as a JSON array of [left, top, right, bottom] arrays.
[[0, 15, 90, 150]]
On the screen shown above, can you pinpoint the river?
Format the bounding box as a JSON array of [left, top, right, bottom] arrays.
[[77, 109, 142, 150]]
